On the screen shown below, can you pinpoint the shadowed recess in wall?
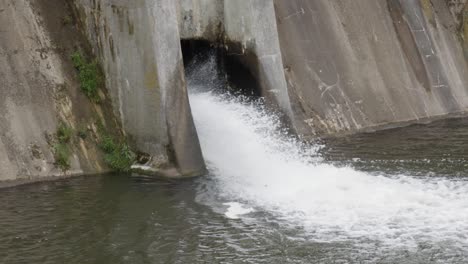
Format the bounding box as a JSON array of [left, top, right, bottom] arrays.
[[180, 39, 261, 97]]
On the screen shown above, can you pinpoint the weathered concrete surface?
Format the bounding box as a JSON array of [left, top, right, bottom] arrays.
[[74, 0, 206, 177], [446, 0, 467, 24], [223, 0, 294, 120], [445, 0, 468, 59], [178, 0, 295, 124], [179, 0, 468, 137], [4, 0, 468, 184], [275, 0, 468, 137], [178, 0, 224, 41], [0, 0, 117, 183]]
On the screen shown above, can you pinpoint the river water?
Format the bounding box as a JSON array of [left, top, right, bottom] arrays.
[[2, 57, 468, 263]]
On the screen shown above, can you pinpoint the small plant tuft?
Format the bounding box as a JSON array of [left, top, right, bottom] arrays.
[[54, 143, 71, 170], [53, 122, 73, 171], [77, 126, 88, 140], [98, 132, 135, 172], [62, 15, 72, 26], [57, 122, 73, 144], [104, 143, 136, 172], [99, 135, 114, 152], [71, 51, 101, 102]]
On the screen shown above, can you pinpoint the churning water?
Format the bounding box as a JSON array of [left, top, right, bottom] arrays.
[[188, 54, 468, 260], [2, 55, 468, 263], [190, 90, 468, 248]]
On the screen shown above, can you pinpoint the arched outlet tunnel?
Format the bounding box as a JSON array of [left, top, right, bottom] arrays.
[[180, 39, 261, 97]]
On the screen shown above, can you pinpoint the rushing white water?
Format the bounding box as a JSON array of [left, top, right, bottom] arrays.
[[187, 56, 468, 251]]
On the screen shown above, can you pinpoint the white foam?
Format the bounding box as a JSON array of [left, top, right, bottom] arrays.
[[224, 202, 255, 219], [189, 90, 468, 250]]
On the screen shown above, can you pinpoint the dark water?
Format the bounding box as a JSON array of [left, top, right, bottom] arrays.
[[321, 118, 468, 177], [1, 118, 468, 264]]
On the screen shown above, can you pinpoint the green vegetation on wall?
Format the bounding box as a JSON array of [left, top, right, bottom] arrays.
[[53, 122, 73, 170], [71, 51, 102, 102], [55, 46, 132, 172], [457, 5, 468, 60], [57, 122, 73, 144], [70, 48, 136, 172], [98, 125, 136, 172], [51, 120, 136, 172]]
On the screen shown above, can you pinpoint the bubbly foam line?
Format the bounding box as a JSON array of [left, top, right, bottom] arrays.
[[189, 89, 468, 249], [224, 202, 255, 219]]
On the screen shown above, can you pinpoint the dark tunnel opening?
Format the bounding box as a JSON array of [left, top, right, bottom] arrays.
[[180, 39, 261, 97]]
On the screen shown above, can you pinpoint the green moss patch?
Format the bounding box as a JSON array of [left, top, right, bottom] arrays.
[[53, 143, 71, 170], [71, 51, 102, 102], [53, 122, 73, 171], [98, 129, 136, 172], [57, 122, 73, 144]]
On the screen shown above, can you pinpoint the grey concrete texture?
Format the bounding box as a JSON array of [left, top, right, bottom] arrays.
[[74, 0, 206, 177], [0, 0, 113, 183], [178, 0, 224, 41], [178, 0, 295, 125], [178, 0, 468, 137], [274, 0, 468, 136], [3, 0, 468, 184], [223, 0, 294, 120]]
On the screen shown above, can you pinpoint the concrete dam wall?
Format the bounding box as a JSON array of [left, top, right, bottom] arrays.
[[0, 0, 123, 184], [1, 0, 468, 183], [276, 0, 468, 136], [73, 0, 206, 178]]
